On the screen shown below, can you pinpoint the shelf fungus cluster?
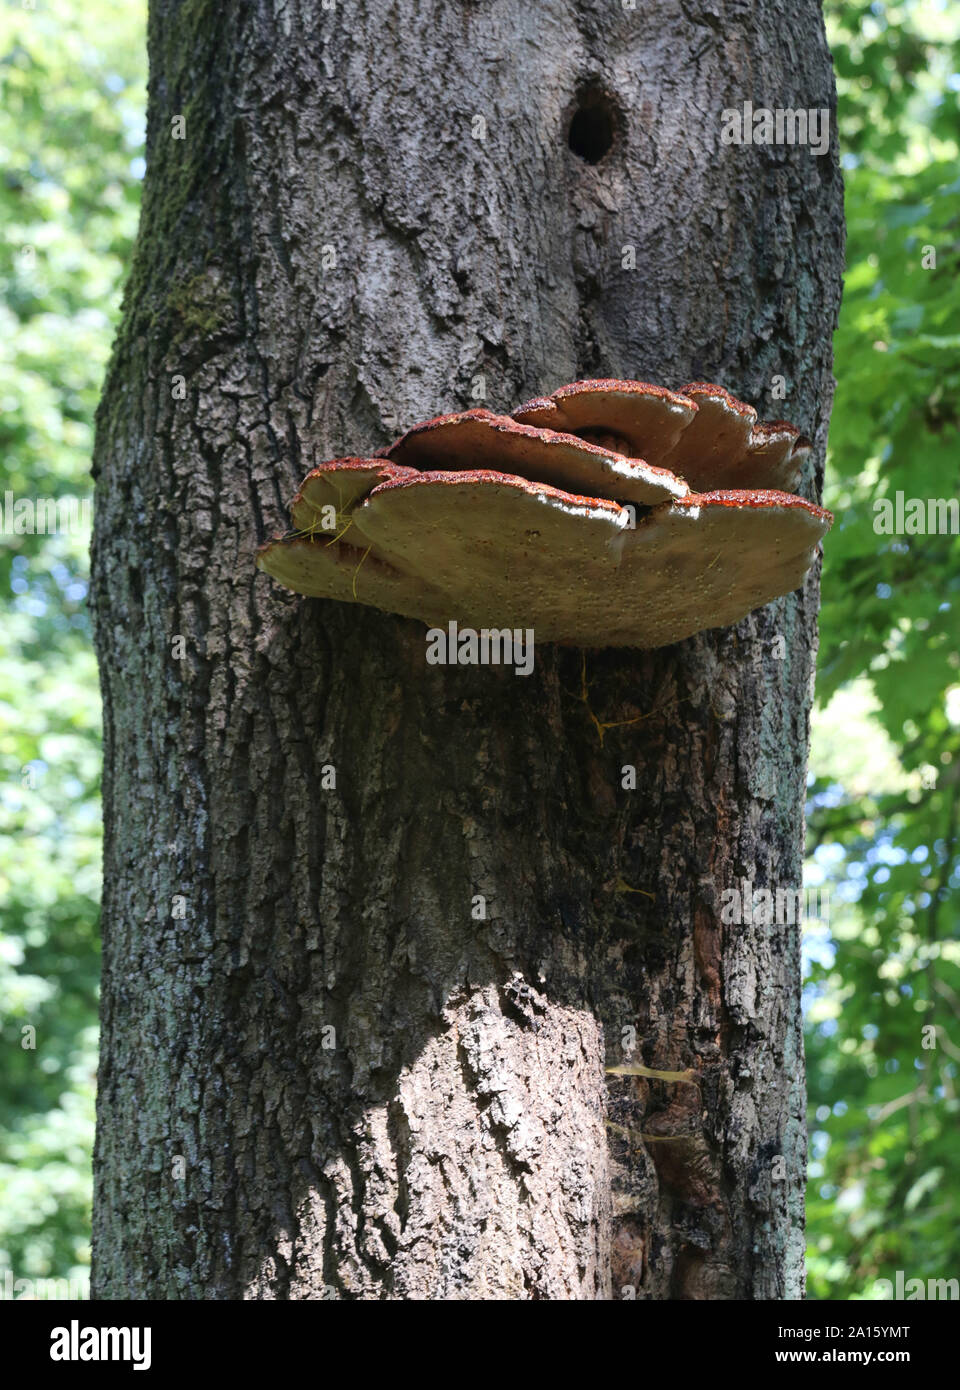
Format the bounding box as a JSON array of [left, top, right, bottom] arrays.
[[256, 380, 832, 648]]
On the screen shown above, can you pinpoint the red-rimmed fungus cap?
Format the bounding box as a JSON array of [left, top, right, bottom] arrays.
[[386, 407, 688, 505], [256, 381, 831, 648], [514, 379, 811, 493]]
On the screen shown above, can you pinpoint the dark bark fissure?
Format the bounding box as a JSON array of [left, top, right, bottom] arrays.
[[91, 0, 844, 1299]]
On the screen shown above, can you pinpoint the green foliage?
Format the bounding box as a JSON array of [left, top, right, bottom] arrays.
[[0, 0, 145, 1287], [807, 0, 960, 1300]]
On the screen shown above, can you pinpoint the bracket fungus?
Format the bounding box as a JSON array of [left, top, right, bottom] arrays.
[[512, 381, 812, 494], [257, 380, 831, 649]]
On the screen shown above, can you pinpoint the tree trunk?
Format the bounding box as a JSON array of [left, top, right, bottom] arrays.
[[90, 0, 843, 1299]]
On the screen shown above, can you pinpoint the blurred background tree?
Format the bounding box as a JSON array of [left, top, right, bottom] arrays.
[[0, 0, 145, 1290], [0, 0, 956, 1298], [807, 0, 960, 1300]]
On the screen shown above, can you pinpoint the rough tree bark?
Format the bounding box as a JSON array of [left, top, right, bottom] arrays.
[[90, 0, 844, 1299]]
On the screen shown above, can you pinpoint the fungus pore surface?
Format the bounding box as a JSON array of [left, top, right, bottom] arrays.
[[257, 380, 832, 648]]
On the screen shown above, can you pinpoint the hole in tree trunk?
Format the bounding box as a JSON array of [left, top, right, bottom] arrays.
[[568, 91, 617, 164]]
